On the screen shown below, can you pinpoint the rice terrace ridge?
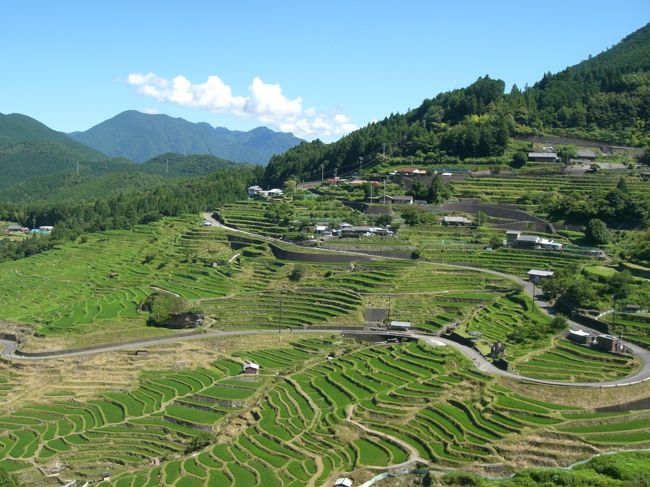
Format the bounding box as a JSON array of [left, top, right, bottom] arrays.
[[0, 3, 649, 487]]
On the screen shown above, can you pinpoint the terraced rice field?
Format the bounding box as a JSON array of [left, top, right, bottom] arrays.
[[218, 199, 359, 238], [68, 339, 650, 487], [602, 312, 650, 348], [0, 216, 238, 335], [512, 340, 639, 382], [452, 174, 649, 208], [460, 292, 550, 358]]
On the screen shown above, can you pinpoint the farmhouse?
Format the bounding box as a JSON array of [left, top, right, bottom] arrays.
[[397, 167, 427, 175], [315, 225, 333, 237], [341, 226, 393, 238], [442, 216, 472, 226], [367, 195, 413, 204], [575, 149, 597, 161], [506, 231, 563, 250], [242, 361, 260, 375], [527, 269, 554, 284], [389, 320, 412, 331], [392, 195, 414, 204], [528, 152, 559, 162], [248, 185, 263, 197]]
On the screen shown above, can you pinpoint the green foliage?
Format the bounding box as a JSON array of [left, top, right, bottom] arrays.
[[629, 229, 650, 264], [400, 207, 436, 226], [510, 151, 527, 168], [264, 201, 295, 225], [585, 218, 610, 244], [0, 166, 256, 263], [546, 178, 648, 227], [186, 431, 215, 453], [289, 265, 306, 282], [145, 292, 185, 326], [0, 465, 20, 487]]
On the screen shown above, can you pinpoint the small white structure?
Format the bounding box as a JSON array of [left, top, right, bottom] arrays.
[[242, 361, 260, 375], [568, 329, 591, 345], [389, 321, 412, 331], [442, 216, 472, 226], [268, 188, 284, 198], [202, 220, 213, 227], [315, 225, 332, 236], [248, 185, 263, 197], [506, 231, 563, 251], [334, 478, 353, 487], [38, 225, 54, 232], [527, 269, 554, 284]]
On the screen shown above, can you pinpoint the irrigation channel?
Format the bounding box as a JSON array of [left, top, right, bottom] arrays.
[[0, 214, 649, 390]]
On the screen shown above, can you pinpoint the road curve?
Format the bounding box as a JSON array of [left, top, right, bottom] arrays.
[[1, 216, 648, 389]]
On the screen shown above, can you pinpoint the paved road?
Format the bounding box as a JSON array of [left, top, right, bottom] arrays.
[[2, 217, 649, 388], [0, 329, 328, 361]]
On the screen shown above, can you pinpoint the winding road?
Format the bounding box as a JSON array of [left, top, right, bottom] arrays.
[[1, 214, 648, 390]]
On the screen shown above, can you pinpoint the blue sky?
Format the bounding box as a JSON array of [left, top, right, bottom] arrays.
[[1, 1, 648, 140]]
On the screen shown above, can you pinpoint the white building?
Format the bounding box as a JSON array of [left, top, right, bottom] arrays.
[[527, 269, 554, 284]]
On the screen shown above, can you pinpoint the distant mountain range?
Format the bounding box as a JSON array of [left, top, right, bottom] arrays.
[[69, 110, 303, 164]]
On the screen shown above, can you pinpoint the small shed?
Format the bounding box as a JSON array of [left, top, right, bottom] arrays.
[[392, 195, 414, 205], [7, 224, 23, 233], [576, 149, 597, 161], [527, 269, 554, 284], [442, 216, 472, 226], [388, 321, 412, 331], [567, 329, 591, 345], [623, 304, 642, 313], [334, 478, 353, 487], [595, 334, 621, 353], [528, 152, 559, 162], [242, 361, 260, 375]]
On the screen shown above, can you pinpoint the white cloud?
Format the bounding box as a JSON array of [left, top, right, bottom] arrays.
[[142, 107, 158, 114], [127, 72, 357, 139]]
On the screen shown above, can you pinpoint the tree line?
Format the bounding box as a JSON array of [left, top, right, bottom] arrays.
[[0, 167, 259, 262]]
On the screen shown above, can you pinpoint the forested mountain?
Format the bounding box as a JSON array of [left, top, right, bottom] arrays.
[[70, 110, 303, 164], [265, 23, 650, 186], [0, 165, 261, 262], [0, 153, 248, 203], [0, 112, 105, 160]]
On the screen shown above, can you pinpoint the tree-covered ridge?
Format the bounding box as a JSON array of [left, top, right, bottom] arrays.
[[0, 165, 260, 262], [265, 23, 650, 186], [0, 112, 105, 161]]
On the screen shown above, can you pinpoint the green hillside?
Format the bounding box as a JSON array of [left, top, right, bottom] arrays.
[[70, 110, 303, 164], [0, 112, 105, 160], [138, 152, 238, 177], [264, 23, 650, 186]]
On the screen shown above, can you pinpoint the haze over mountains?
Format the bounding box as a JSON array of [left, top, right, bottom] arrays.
[[69, 110, 303, 164]]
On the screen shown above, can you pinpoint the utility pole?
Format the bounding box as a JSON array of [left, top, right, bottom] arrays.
[[320, 163, 324, 185], [76, 161, 79, 175], [334, 167, 338, 180], [383, 177, 387, 202], [382, 143, 387, 157], [358, 156, 363, 175], [279, 292, 283, 333]]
